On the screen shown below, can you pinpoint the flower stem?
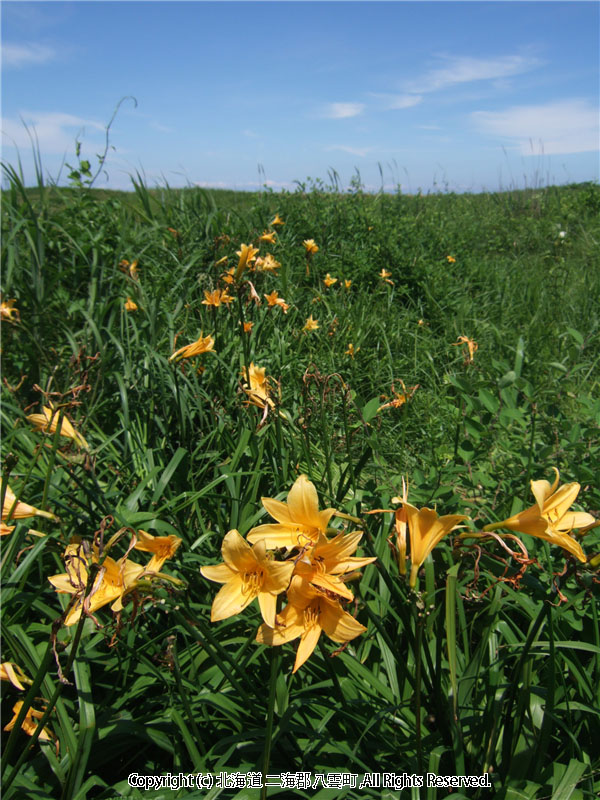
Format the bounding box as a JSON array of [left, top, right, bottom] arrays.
[[261, 646, 282, 800]]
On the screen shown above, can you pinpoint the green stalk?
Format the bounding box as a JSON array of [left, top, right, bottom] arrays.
[[414, 601, 424, 779], [261, 646, 282, 800]]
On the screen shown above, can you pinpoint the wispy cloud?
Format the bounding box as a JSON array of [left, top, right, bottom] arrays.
[[326, 144, 373, 157], [472, 99, 599, 155], [370, 93, 423, 110], [323, 102, 365, 119], [2, 42, 57, 68], [1, 111, 104, 154], [150, 121, 175, 134], [405, 54, 540, 94]]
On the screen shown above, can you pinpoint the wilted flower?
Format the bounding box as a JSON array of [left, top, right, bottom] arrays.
[[169, 333, 215, 362], [27, 405, 89, 450], [377, 380, 419, 412], [1, 662, 31, 690], [483, 468, 593, 562], [119, 259, 139, 281], [201, 529, 295, 628], [48, 539, 180, 626], [303, 315, 319, 332], [452, 335, 478, 364]]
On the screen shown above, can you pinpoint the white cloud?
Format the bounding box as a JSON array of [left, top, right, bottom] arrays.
[[323, 102, 365, 119], [1, 111, 104, 154], [406, 54, 540, 94], [150, 121, 175, 134], [472, 99, 599, 155], [370, 93, 423, 110], [2, 42, 56, 68], [326, 144, 373, 157]]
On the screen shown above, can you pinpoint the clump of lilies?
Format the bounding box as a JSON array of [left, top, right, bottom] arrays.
[[201, 475, 376, 672], [201, 470, 596, 671]]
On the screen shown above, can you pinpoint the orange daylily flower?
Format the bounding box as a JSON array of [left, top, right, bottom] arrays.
[[303, 315, 319, 332], [256, 576, 367, 673], [264, 290, 289, 313], [169, 333, 215, 362], [27, 405, 89, 450], [4, 701, 56, 745], [2, 486, 57, 523], [247, 475, 342, 550], [483, 469, 593, 562], [200, 529, 295, 628], [133, 530, 182, 572], [202, 288, 233, 307]]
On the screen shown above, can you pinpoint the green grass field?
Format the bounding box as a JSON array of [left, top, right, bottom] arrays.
[[1, 165, 599, 800]]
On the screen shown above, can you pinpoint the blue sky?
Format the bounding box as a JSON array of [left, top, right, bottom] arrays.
[[2, 1, 598, 193]]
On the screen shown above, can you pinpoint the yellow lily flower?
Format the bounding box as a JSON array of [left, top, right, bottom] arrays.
[[255, 254, 281, 272], [1, 662, 31, 691], [264, 290, 289, 313], [345, 343, 359, 358], [202, 288, 233, 307], [303, 239, 319, 255], [256, 576, 367, 673], [259, 231, 277, 244], [0, 296, 20, 323], [247, 475, 340, 550], [4, 701, 56, 745], [292, 531, 376, 600], [483, 469, 593, 562], [234, 243, 259, 281], [200, 529, 295, 627], [124, 297, 138, 311], [48, 541, 177, 626], [270, 214, 285, 227], [344, 279, 352, 290], [27, 405, 89, 450], [303, 315, 319, 332], [169, 332, 215, 362], [2, 486, 57, 522], [133, 530, 182, 572], [242, 363, 274, 411], [323, 273, 338, 288], [403, 502, 469, 587]]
